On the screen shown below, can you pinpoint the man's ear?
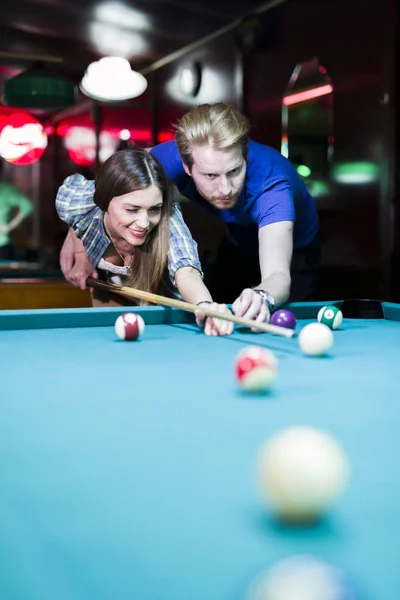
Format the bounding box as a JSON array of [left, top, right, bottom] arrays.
[[182, 161, 191, 176]]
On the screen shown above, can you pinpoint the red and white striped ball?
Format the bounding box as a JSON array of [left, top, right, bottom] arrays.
[[115, 312, 145, 341], [235, 346, 278, 392]]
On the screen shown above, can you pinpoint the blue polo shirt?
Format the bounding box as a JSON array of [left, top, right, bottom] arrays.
[[150, 140, 318, 256]]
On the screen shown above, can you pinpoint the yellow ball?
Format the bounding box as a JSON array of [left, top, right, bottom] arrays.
[[257, 426, 350, 522]]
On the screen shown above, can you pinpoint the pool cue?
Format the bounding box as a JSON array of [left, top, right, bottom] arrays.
[[87, 277, 295, 338]]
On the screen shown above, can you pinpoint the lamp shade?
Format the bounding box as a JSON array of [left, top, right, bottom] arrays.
[[80, 57, 147, 102], [2, 67, 77, 109]]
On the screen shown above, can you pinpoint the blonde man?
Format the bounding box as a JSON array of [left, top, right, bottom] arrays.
[[150, 103, 319, 325]]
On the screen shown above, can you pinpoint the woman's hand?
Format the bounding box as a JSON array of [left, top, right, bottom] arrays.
[[68, 254, 98, 290], [195, 302, 234, 336]]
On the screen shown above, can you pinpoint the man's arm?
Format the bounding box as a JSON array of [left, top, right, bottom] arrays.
[[256, 220, 292, 305], [56, 174, 99, 288], [232, 221, 293, 326], [59, 228, 75, 278]]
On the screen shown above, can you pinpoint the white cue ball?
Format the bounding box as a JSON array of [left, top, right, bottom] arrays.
[[298, 322, 334, 356], [247, 555, 353, 600], [257, 426, 350, 522]]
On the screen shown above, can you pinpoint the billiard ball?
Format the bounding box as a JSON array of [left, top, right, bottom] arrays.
[[318, 305, 343, 330], [235, 346, 278, 393], [298, 322, 334, 356], [257, 426, 349, 523], [270, 309, 296, 330], [115, 312, 145, 341], [247, 555, 357, 600]]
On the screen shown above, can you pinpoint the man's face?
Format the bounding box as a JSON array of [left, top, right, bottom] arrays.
[[183, 144, 246, 210]]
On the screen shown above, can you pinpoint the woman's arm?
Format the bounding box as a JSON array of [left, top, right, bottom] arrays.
[[175, 266, 233, 336], [56, 174, 103, 290]]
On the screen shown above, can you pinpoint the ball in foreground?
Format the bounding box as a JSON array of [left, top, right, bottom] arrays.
[[115, 312, 145, 341], [257, 426, 349, 522], [270, 309, 297, 330], [235, 346, 278, 393], [298, 322, 333, 356], [317, 305, 343, 330], [247, 555, 357, 600]]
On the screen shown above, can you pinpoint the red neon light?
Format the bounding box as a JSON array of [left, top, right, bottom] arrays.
[[283, 84, 333, 106], [158, 131, 175, 143]]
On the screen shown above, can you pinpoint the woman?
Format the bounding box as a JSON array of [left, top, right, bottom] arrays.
[[56, 149, 233, 336]]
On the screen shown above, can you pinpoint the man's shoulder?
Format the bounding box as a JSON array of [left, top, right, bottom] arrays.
[[150, 140, 189, 188], [247, 140, 299, 185], [248, 140, 285, 163], [150, 140, 179, 161]]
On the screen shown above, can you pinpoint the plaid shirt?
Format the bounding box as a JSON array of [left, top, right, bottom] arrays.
[[55, 173, 202, 284]]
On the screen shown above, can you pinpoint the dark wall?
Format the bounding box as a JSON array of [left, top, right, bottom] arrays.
[[154, 34, 242, 257], [391, 0, 400, 300], [243, 0, 398, 300]]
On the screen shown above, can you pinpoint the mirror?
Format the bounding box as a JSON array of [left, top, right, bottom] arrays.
[[282, 57, 333, 197]]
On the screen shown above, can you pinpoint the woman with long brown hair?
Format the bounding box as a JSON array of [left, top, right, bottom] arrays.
[[56, 149, 232, 335]]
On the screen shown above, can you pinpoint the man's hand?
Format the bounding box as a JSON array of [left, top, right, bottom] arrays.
[[60, 229, 76, 281], [232, 288, 270, 332], [68, 254, 98, 290], [195, 302, 234, 336]]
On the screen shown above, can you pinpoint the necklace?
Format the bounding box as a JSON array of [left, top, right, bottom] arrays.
[[104, 220, 133, 277], [113, 244, 133, 277]]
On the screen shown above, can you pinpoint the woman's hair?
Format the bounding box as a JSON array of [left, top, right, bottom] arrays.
[[174, 102, 251, 170], [94, 149, 174, 300]]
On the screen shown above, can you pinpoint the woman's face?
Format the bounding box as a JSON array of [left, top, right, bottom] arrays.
[[106, 184, 163, 246]]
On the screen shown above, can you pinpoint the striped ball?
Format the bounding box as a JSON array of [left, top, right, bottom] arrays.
[[115, 312, 145, 341], [317, 305, 343, 330], [235, 346, 278, 393]]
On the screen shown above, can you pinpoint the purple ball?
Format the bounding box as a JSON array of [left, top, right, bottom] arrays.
[[270, 309, 296, 330]]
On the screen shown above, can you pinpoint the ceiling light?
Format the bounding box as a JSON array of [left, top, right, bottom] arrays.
[[88, 23, 148, 57], [80, 57, 147, 102], [93, 2, 150, 30], [2, 65, 76, 109]]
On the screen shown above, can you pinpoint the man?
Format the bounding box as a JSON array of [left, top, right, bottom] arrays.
[[60, 102, 319, 325], [150, 102, 319, 321]]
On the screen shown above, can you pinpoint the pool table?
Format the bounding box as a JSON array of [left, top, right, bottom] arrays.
[[0, 301, 399, 600]]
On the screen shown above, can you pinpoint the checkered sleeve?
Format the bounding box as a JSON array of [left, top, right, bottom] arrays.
[[168, 196, 203, 285], [55, 174, 109, 266], [56, 173, 96, 224]]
